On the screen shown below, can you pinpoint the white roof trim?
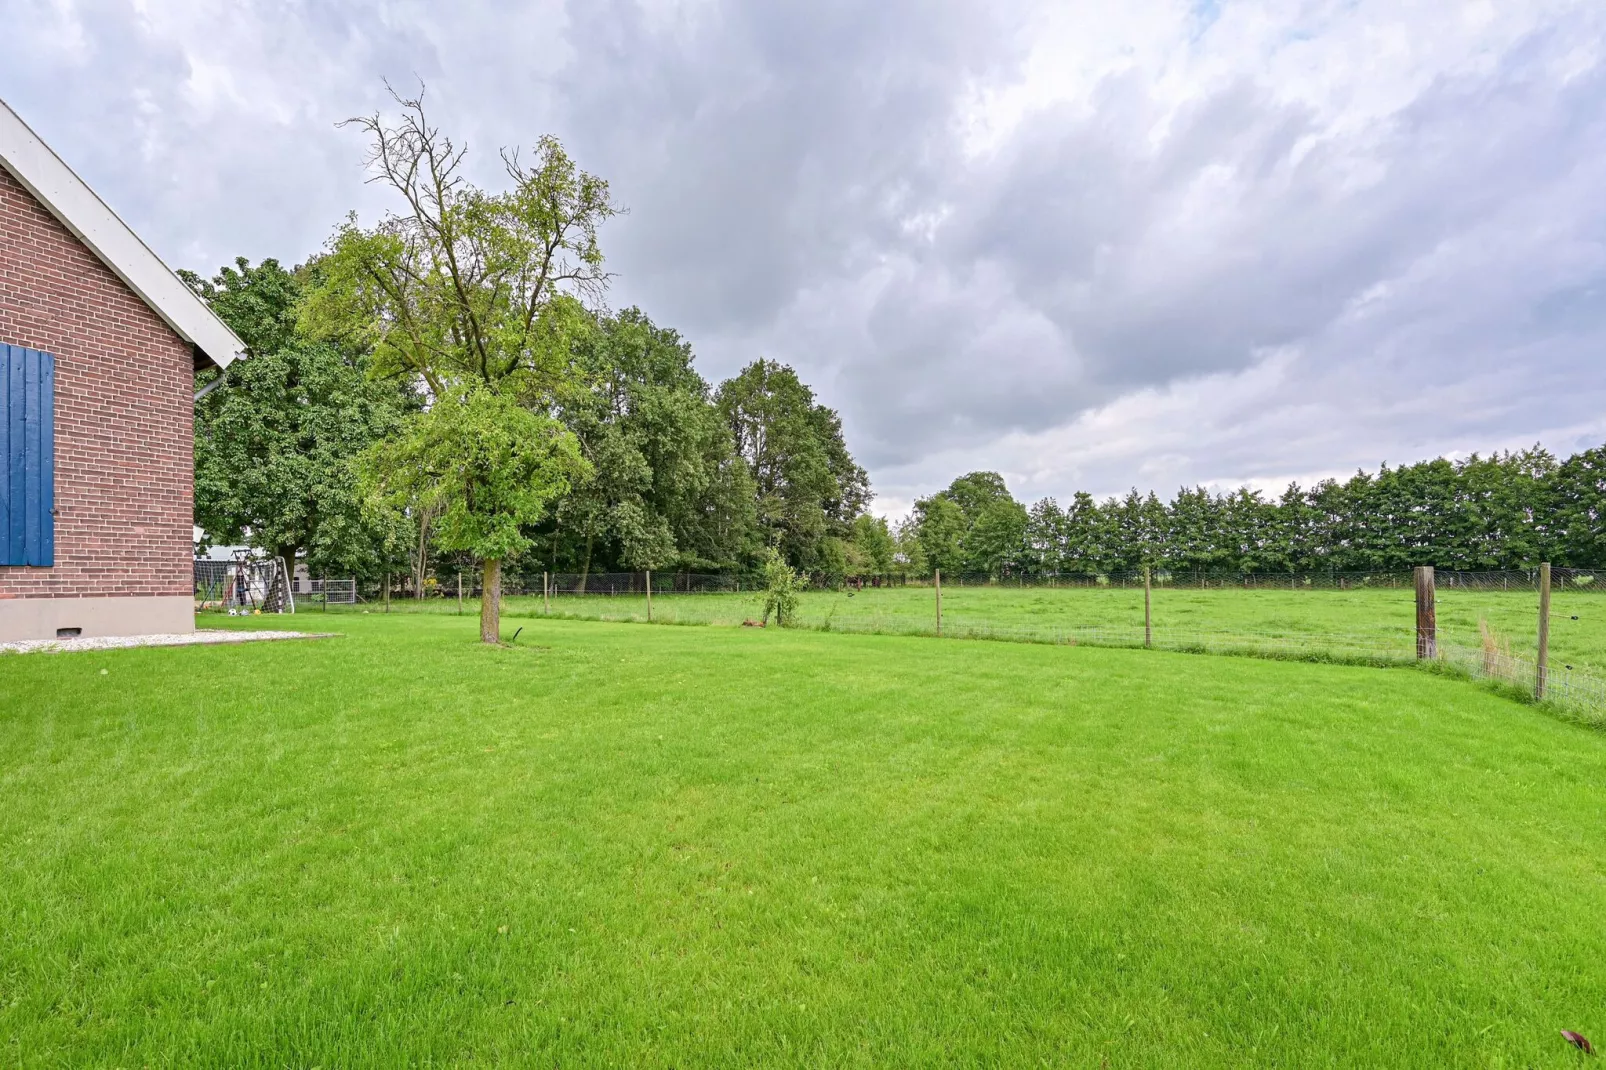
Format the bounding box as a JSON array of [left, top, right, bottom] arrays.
[[0, 98, 246, 368]]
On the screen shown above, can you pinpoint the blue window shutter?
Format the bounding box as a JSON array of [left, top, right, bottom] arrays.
[[1, 344, 55, 567], [3, 344, 21, 565]]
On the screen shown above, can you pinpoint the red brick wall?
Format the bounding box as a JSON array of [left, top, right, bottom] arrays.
[[0, 166, 194, 600]]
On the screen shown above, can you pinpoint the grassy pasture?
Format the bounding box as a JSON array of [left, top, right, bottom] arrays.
[[5, 615, 1606, 1065], [373, 582, 1606, 676]]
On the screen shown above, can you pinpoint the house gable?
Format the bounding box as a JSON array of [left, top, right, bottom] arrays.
[[0, 98, 244, 370]]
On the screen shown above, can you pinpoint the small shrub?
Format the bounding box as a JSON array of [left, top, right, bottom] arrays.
[[761, 549, 802, 627]]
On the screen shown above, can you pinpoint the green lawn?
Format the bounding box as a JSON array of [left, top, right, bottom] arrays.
[[4, 615, 1606, 1065], [373, 582, 1606, 675]]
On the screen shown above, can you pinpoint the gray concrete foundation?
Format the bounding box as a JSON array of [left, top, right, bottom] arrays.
[[0, 595, 194, 642]]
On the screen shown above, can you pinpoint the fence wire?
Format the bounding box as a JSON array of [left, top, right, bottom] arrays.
[[507, 580, 1606, 726], [379, 566, 1606, 597], [206, 558, 1606, 725], [937, 568, 1604, 592]]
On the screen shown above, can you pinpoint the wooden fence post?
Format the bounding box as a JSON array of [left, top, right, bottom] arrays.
[[935, 569, 942, 637], [384, 571, 391, 613], [646, 570, 653, 622], [1143, 566, 1152, 649], [1414, 565, 1436, 659], [1537, 562, 1552, 701]]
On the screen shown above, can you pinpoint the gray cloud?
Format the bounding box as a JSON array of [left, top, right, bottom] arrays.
[[2, 0, 1604, 513]]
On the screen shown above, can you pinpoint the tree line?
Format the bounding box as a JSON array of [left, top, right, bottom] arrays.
[[188, 90, 868, 638], [190, 87, 1606, 637], [903, 452, 1606, 578]]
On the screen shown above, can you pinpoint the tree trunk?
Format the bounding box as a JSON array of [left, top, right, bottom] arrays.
[[275, 545, 299, 598], [480, 558, 501, 644], [578, 524, 594, 594], [414, 506, 435, 599]]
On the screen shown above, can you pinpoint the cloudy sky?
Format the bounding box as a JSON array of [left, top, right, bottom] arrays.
[[4, 0, 1604, 516]]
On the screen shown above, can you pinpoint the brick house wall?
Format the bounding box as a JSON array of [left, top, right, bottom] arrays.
[[0, 165, 194, 605]]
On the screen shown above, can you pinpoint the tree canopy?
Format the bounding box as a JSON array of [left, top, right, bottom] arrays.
[[715, 358, 869, 571], [186, 257, 414, 577], [904, 448, 1606, 579], [538, 309, 759, 580], [301, 88, 614, 639]]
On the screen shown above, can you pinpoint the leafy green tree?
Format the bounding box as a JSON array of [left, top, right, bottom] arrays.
[[893, 516, 929, 575], [1023, 498, 1066, 575], [545, 309, 759, 581], [942, 472, 1014, 520], [303, 88, 615, 635], [1061, 492, 1105, 572], [715, 359, 869, 569], [364, 386, 586, 641], [760, 548, 802, 626], [911, 495, 965, 576], [848, 514, 896, 575], [964, 497, 1029, 575], [913, 472, 1028, 577], [186, 258, 413, 578], [1556, 446, 1606, 568], [303, 90, 615, 401]]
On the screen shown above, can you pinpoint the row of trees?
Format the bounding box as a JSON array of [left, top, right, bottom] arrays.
[[192, 89, 1606, 634], [906, 451, 1606, 577], [191, 90, 868, 640]]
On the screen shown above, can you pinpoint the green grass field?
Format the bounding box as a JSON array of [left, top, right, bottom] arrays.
[[369, 582, 1606, 677], [5, 614, 1606, 1065]]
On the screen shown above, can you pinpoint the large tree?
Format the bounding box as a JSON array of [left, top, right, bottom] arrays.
[[303, 87, 616, 638], [186, 257, 412, 577], [363, 385, 584, 641], [912, 471, 1028, 577], [543, 309, 759, 581], [714, 359, 869, 569]]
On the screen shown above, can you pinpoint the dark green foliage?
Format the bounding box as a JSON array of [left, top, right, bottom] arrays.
[[848, 514, 896, 575], [759, 548, 802, 625], [912, 472, 1030, 577], [187, 258, 414, 578], [715, 359, 870, 570], [540, 310, 760, 577], [911, 496, 967, 575], [914, 448, 1606, 578]]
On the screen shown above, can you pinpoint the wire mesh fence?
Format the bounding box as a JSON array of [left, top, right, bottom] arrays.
[[936, 568, 1605, 591], [196, 556, 1606, 725], [486, 572, 1606, 726], [310, 578, 357, 605], [337, 566, 1606, 598]]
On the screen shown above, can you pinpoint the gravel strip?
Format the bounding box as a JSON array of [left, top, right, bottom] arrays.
[[0, 630, 335, 655]]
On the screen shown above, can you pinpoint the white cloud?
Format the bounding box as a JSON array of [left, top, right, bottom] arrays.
[[2, 0, 1604, 517]]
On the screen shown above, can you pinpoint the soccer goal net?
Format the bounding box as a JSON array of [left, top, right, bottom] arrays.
[[193, 553, 295, 614]]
